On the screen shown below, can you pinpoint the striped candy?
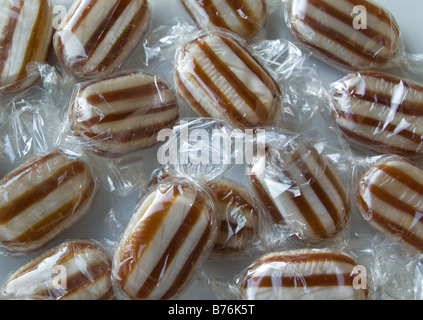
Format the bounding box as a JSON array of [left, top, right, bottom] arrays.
[[180, 0, 268, 38], [249, 145, 349, 243], [207, 178, 259, 257], [332, 71, 423, 157], [1, 240, 114, 300], [54, 0, 150, 77], [175, 33, 282, 129], [358, 155, 423, 253], [70, 72, 179, 157], [113, 182, 217, 300], [287, 0, 401, 71], [0, 151, 96, 254], [240, 249, 368, 300], [0, 0, 53, 92]]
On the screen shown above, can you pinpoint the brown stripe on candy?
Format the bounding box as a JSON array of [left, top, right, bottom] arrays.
[[97, 287, 115, 300], [349, 90, 423, 117], [292, 29, 363, 70], [17, 0, 51, 80], [335, 110, 423, 144], [220, 36, 281, 101], [175, 72, 212, 118], [162, 205, 214, 300], [189, 54, 254, 128], [33, 259, 110, 299], [359, 71, 423, 94], [345, 75, 423, 117], [116, 186, 181, 285], [0, 151, 62, 183], [314, 149, 349, 217], [58, 260, 112, 300], [255, 251, 359, 267], [337, 126, 417, 157], [358, 194, 423, 252], [361, 181, 423, 224], [300, 15, 383, 63], [291, 149, 343, 233], [307, 0, 393, 52], [0, 160, 87, 226], [0, 0, 24, 78], [85, 82, 169, 106], [378, 164, 423, 195], [77, 115, 179, 143], [250, 175, 285, 224], [135, 194, 207, 299], [226, 0, 262, 36], [196, 0, 231, 32], [54, 0, 99, 61], [243, 273, 354, 289], [81, 0, 132, 63], [6, 241, 100, 282], [80, 102, 177, 128], [70, 0, 99, 33], [94, 0, 149, 75], [4, 175, 95, 247], [195, 38, 269, 122], [281, 163, 329, 239]]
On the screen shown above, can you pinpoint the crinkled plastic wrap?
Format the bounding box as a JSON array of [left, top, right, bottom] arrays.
[[53, 0, 151, 79], [1, 239, 114, 300], [369, 236, 423, 300], [283, 0, 423, 73], [144, 117, 264, 258], [155, 118, 243, 181], [0, 149, 97, 256], [0, 78, 66, 164], [330, 70, 423, 158], [111, 176, 218, 300], [0, 0, 53, 93], [179, 0, 281, 39], [248, 129, 353, 246]]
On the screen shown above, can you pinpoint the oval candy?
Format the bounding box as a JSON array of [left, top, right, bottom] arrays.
[[1, 240, 114, 300], [240, 249, 368, 300], [249, 145, 349, 243], [0, 0, 53, 92], [207, 178, 259, 257], [113, 181, 217, 300], [332, 71, 423, 157], [287, 0, 401, 71], [175, 33, 282, 129], [358, 155, 423, 252], [54, 0, 151, 77], [0, 150, 96, 254], [180, 0, 268, 38], [70, 72, 179, 157]]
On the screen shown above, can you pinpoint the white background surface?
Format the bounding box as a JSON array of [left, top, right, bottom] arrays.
[[1, 0, 423, 300]]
